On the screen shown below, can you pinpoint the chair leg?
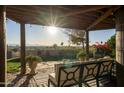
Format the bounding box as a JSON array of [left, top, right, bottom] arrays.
[[96, 79, 99, 87], [48, 79, 50, 87], [79, 82, 82, 87]]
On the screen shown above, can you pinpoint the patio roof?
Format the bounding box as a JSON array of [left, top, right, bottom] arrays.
[[1, 5, 124, 87], [6, 5, 120, 31]]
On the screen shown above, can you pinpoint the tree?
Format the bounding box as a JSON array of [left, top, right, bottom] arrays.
[[12, 48, 18, 52], [107, 34, 116, 58], [66, 30, 86, 50], [107, 35, 115, 49], [53, 44, 58, 49], [60, 42, 64, 46]]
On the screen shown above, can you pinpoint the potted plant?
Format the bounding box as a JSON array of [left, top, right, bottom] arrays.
[[93, 42, 111, 59], [26, 55, 42, 75], [77, 51, 86, 61]]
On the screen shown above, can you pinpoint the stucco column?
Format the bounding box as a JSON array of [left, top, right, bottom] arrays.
[[20, 23, 26, 75], [115, 6, 124, 87], [0, 6, 6, 87]]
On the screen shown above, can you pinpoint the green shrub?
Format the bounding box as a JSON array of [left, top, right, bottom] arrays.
[[76, 51, 86, 59], [26, 55, 42, 63], [111, 50, 115, 58], [88, 51, 94, 58], [107, 34, 115, 58], [40, 49, 80, 61]]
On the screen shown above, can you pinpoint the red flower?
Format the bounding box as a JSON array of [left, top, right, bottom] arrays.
[[94, 42, 109, 49], [102, 42, 109, 49]]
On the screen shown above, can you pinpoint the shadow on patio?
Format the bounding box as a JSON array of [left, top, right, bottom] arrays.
[[7, 62, 58, 87]]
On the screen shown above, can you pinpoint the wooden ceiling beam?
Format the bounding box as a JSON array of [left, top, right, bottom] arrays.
[[7, 16, 22, 23], [7, 6, 85, 22], [7, 6, 43, 16], [7, 13, 46, 25], [30, 6, 105, 19], [54, 6, 100, 19], [59, 5, 111, 17], [8, 6, 111, 23], [29, 5, 99, 20], [7, 8, 99, 25], [86, 6, 120, 30], [7, 12, 92, 29], [35, 6, 111, 24], [8, 15, 114, 31], [6, 5, 116, 30], [7, 8, 114, 29], [7, 8, 53, 25], [7, 11, 92, 27], [8, 14, 34, 22]]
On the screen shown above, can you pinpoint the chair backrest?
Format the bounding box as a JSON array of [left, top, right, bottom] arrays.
[[54, 62, 81, 87], [54, 59, 114, 87], [98, 59, 114, 77], [81, 61, 100, 82]]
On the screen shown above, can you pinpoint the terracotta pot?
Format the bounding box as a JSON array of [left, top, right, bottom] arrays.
[[28, 61, 38, 75], [79, 57, 86, 61]]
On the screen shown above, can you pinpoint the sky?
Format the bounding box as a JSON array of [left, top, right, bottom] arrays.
[[6, 19, 115, 46]]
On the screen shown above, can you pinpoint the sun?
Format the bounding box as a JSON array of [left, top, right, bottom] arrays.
[[47, 26, 58, 35]]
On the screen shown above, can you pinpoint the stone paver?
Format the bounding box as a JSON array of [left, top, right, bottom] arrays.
[[7, 61, 61, 87]]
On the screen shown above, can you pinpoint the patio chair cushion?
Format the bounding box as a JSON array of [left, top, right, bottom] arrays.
[[49, 73, 57, 85]]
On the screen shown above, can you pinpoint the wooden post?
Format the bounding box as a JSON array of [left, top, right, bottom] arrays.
[[20, 23, 26, 75], [115, 6, 124, 87], [0, 6, 6, 87], [86, 31, 89, 59]]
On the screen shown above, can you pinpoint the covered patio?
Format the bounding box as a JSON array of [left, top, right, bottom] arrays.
[[0, 5, 124, 87]]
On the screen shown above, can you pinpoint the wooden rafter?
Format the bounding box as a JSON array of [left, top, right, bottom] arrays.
[[7, 8, 97, 25], [53, 6, 114, 24], [7, 6, 108, 19], [6, 5, 118, 30], [53, 6, 100, 19], [86, 6, 120, 30], [59, 6, 111, 17], [19, 6, 99, 20], [23, 5, 113, 23]]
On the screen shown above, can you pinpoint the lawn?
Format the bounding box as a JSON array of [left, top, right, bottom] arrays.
[[7, 58, 20, 73], [7, 61, 20, 73]]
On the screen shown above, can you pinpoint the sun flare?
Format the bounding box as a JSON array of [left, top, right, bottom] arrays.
[[47, 26, 58, 35]]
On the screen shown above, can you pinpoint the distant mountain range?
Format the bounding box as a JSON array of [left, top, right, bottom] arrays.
[[8, 44, 51, 47]]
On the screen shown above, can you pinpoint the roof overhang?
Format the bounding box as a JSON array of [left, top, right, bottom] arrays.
[[6, 5, 120, 31]]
